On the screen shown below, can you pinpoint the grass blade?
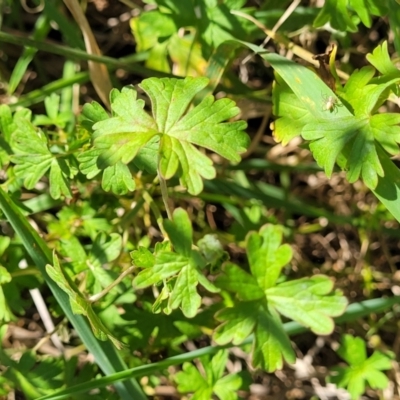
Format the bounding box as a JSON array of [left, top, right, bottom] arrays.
[[8, 15, 51, 94], [9, 72, 89, 109]]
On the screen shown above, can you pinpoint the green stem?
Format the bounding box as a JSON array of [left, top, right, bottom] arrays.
[[89, 266, 135, 303], [10, 72, 89, 109], [158, 171, 172, 220], [0, 31, 170, 78], [142, 189, 167, 238]]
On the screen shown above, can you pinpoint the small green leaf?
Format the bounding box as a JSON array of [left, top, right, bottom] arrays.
[[214, 223, 347, 371], [349, 0, 388, 27], [175, 350, 242, 400], [213, 374, 242, 400], [49, 158, 73, 199], [11, 121, 53, 188], [130, 10, 177, 52], [329, 335, 392, 400], [32, 93, 72, 128], [132, 209, 216, 317], [89, 232, 122, 268], [175, 363, 212, 399], [81, 101, 109, 126], [196, 0, 250, 58], [337, 335, 367, 365], [301, 117, 363, 177], [78, 148, 102, 178], [91, 85, 158, 165], [131, 136, 159, 174], [272, 80, 311, 146], [10, 118, 75, 198], [271, 50, 400, 190], [370, 114, 400, 155], [140, 76, 209, 131], [366, 41, 399, 76], [130, 247, 155, 268]]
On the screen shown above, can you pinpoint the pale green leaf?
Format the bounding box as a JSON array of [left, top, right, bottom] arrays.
[[313, 0, 358, 31], [213, 374, 241, 400], [267, 276, 348, 335], [169, 264, 201, 318], [79, 77, 248, 195]]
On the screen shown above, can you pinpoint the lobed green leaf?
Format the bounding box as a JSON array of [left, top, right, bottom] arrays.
[[267, 275, 348, 335], [79, 77, 249, 195]]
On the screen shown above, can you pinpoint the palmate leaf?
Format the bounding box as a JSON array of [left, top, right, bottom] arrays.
[[132, 208, 219, 317], [214, 224, 347, 371], [271, 42, 400, 190], [175, 350, 242, 400], [329, 335, 393, 400], [10, 118, 75, 199], [79, 77, 249, 195]]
